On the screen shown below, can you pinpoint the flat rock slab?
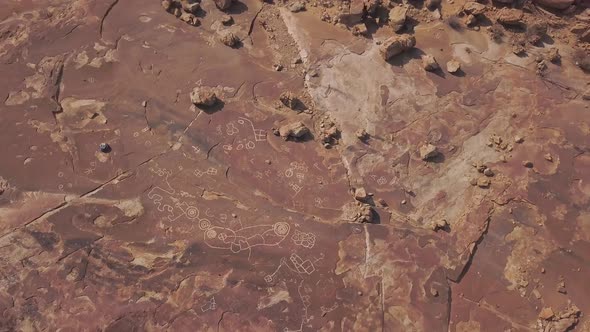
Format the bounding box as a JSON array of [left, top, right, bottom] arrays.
[[0, 0, 589, 331]]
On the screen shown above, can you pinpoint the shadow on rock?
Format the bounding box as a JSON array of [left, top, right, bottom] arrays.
[[386, 47, 424, 67], [195, 100, 225, 114], [227, 0, 248, 15]]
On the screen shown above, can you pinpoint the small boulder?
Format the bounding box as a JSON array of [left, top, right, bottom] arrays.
[[430, 219, 449, 232], [496, 8, 524, 26], [99, 143, 111, 153], [354, 187, 368, 201], [477, 177, 491, 188], [547, 47, 560, 63], [446, 60, 461, 73], [422, 54, 439, 71], [279, 91, 299, 109], [190, 86, 218, 106], [571, 23, 590, 43], [339, 0, 364, 26], [355, 128, 369, 140], [388, 6, 408, 32], [419, 143, 439, 160], [162, 0, 173, 11], [221, 15, 233, 25], [527, 22, 547, 45], [218, 30, 239, 47], [181, 1, 201, 14], [539, 307, 555, 320], [279, 122, 310, 140], [462, 2, 486, 16], [180, 12, 199, 26], [351, 24, 369, 36], [289, 1, 306, 12], [354, 203, 374, 223], [379, 35, 416, 61]]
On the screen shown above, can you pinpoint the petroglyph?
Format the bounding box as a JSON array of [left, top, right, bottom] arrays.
[[291, 230, 316, 249], [203, 222, 291, 254], [200, 297, 217, 313]]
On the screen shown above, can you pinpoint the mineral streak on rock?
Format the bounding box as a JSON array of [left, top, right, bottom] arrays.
[[0, 0, 589, 331]]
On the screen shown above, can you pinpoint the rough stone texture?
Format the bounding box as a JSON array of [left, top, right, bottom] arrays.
[[218, 30, 239, 47], [571, 23, 590, 43], [497, 8, 524, 26], [419, 143, 439, 160], [190, 86, 218, 106], [388, 6, 407, 32], [0, 0, 589, 331], [289, 1, 305, 12], [339, 0, 364, 26], [422, 54, 439, 71], [462, 1, 486, 15], [278, 121, 310, 139], [533, 0, 575, 9], [379, 35, 416, 60], [447, 59, 461, 73]]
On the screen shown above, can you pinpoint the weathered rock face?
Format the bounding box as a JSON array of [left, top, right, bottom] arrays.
[[1, 0, 590, 331], [218, 30, 239, 47], [181, 0, 201, 14], [339, 0, 365, 26], [462, 1, 486, 15], [422, 54, 439, 71], [388, 6, 407, 32], [446, 59, 461, 73], [279, 91, 299, 109], [180, 12, 199, 26], [379, 35, 416, 60], [289, 1, 305, 12], [419, 143, 439, 160], [278, 121, 310, 139], [571, 23, 590, 42], [190, 86, 218, 106], [497, 8, 524, 26], [533, 0, 575, 9]]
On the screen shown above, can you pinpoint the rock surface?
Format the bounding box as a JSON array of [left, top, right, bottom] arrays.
[[279, 121, 310, 139], [533, 0, 575, 9], [190, 86, 218, 106], [388, 6, 408, 32], [419, 143, 439, 160], [446, 59, 461, 73], [0, 0, 589, 331], [422, 54, 439, 71], [497, 8, 524, 26], [379, 35, 416, 60], [462, 1, 486, 15]]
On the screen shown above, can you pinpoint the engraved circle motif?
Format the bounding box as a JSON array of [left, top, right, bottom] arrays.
[[199, 219, 211, 230], [273, 222, 290, 236], [206, 229, 217, 239]]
